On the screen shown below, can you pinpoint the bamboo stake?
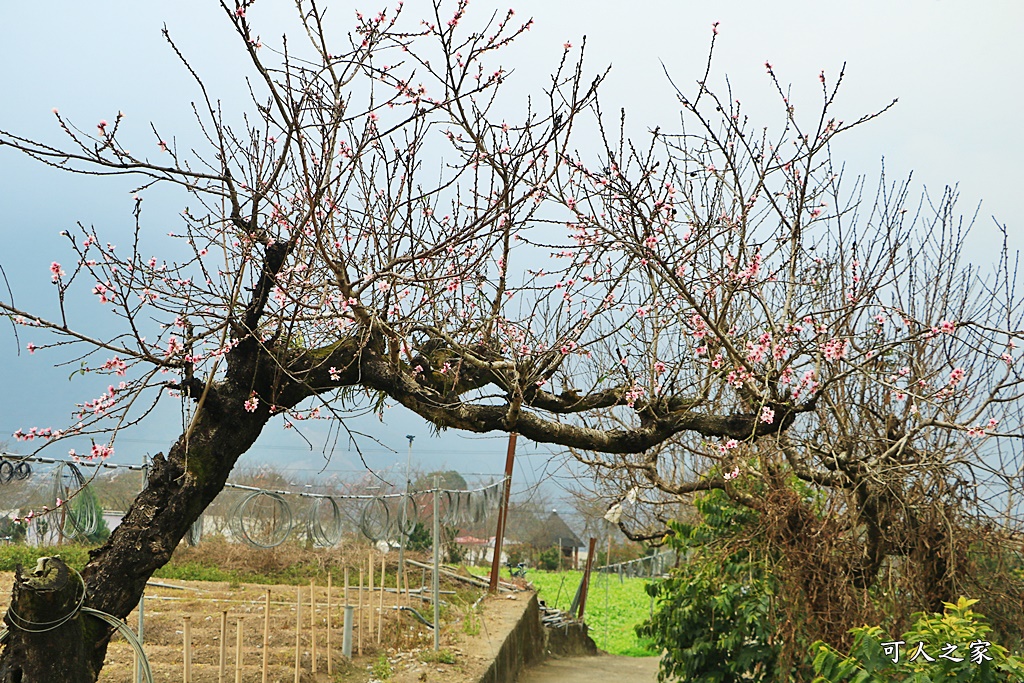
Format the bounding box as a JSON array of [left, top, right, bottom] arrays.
[[262, 590, 270, 683], [183, 616, 192, 683], [235, 618, 244, 683], [377, 557, 386, 644], [327, 572, 333, 675], [310, 579, 317, 674], [294, 586, 301, 683], [218, 610, 228, 683], [368, 552, 375, 638], [357, 568, 364, 655]]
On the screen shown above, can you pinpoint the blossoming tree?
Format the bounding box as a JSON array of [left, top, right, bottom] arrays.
[[2, 1, 1023, 680]]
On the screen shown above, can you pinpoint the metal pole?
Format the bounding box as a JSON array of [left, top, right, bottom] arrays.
[[398, 435, 414, 581], [432, 475, 440, 652], [342, 605, 354, 659], [577, 538, 598, 620], [488, 433, 517, 592]]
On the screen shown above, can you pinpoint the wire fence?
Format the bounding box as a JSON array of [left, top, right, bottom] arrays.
[[0, 453, 505, 550]]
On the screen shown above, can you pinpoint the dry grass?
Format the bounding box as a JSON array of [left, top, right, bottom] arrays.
[[1, 566, 450, 682]]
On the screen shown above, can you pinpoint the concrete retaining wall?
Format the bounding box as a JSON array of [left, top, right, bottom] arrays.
[[475, 594, 599, 683], [476, 594, 545, 683]]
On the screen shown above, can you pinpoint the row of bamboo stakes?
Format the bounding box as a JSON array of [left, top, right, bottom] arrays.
[[172, 551, 422, 683]]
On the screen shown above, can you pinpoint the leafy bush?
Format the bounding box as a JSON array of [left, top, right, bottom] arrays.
[[637, 489, 783, 682], [537, 547, 561, 571], [812, 597, 1024, 682]]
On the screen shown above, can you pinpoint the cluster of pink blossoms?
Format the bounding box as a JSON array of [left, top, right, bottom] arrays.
[[822, 338, 849, 361]]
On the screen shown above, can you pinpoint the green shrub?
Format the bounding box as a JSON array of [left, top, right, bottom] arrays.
[[812, 597, 1024, 682], [537, 547, 560, 571], [0, 544, 93, 572], [637, 489, 782, 682]]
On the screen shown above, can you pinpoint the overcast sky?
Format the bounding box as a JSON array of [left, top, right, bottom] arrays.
[[1, 1, 1021, 504]]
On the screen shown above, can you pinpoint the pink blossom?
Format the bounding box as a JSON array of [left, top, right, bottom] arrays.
[[26, 343, 36, 354], [244, 394, 259, 412], [759, 406, 775, 424], [939, 320, 956, 334], [723, 467, 739, 481], [92, 282, 110, 304], [654, 360, 666, 375], [822, 338, 848, 361], [948, 367, 965, 386], [165, 336, 183, 358], [50, 262, 64, 281]]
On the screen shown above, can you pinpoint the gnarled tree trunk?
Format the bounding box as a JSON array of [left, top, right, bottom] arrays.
[[1, 367, 275, 681], [1, 557, 100, 683]]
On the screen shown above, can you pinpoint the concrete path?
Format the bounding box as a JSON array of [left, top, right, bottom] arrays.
[[518, 655, 661, 682]]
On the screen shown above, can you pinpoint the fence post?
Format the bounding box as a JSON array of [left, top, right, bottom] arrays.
[[294, 586, 301, 683], [218, 610, 228, 683], [310, 579, 317, 673], [262, 590, 270, 683], [327, 572, 333, 675], [433, 475, 441, 651], [183, 616, 192, 683], [234, 617, 244, 683]]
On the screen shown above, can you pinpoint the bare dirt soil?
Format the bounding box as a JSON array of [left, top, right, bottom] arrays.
[[518, 654, 661, 683], [1, 571, 534, 682]]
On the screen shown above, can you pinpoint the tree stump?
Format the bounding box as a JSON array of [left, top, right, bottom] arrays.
[[1, 556, 104, 683]]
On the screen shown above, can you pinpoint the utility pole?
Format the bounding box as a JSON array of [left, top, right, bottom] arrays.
[[488, 433, 517, 592]]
